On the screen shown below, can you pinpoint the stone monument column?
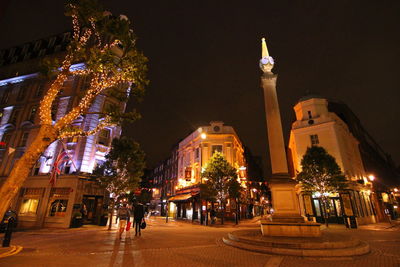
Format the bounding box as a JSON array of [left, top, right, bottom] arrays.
[[260, 38, 303, 223]]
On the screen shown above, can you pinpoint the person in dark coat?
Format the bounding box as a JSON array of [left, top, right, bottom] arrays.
[[133, 202, 145, 236]]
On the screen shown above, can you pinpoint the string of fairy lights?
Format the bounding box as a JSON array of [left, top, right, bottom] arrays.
[[38, 4, 135, 140]]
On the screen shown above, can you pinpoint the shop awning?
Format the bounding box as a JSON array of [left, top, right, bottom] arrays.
[[168, 193, 193, 202]]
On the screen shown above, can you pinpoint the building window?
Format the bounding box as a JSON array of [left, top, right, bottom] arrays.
[[19, 199, 39, 215], [28, 106, 38, 122], [195, 147, 200, 159], [211, 145, 223, 155], [19, 188, 43, 215], [20, 132, 29, 147], [310, 135, 319, 146], [51, 101, 58, 121], [49, 199, 69, 217], [17, 85, 27, 101], [48, 188, 70, 217], [97, 129, 110, 146], [1, 89, 11, 104], [308, 110, 312, 119], [1, 132, 12, 146], [80, 76, 91, 91], [35, 82, 45, 98], [66, 126, 80, 143], [185, 167, 192, 181], [9, 109, 20, 125], [64, 162, 72, 174]]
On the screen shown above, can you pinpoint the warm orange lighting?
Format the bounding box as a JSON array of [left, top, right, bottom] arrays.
[[368, 175, 375, 181], [201, 133, 207, 139], [394, 188, 399, 192]]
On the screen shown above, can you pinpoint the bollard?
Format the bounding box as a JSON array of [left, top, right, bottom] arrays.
[[2, 218, 15, 247]]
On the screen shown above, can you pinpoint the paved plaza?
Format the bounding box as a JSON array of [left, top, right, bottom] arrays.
[[1, 217, 400, 267]]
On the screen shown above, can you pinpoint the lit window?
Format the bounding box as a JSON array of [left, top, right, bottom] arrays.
[[211, 145, 223, 155], [310, 134, 319, 146], [185, 167, 192, 180], [19, 199, 39, 215]]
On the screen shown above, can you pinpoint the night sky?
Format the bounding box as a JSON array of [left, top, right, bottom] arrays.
[[1, 1, 399, 174]]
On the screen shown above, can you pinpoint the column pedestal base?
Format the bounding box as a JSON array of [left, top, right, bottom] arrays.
[[260, 220, 321, 237]]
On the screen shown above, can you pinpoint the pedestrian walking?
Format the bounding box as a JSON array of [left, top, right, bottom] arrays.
[[117, 203, 131, 239], [210, 208, 216, 225], [133, 202, 145, 236]]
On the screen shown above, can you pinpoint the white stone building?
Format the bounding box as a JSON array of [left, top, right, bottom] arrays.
[[289, 95, 376, 225], [0, 34, 124, 228]]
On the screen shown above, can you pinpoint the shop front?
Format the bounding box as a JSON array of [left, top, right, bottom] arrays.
[[168, 186, 200, 221], [301, 190, 376, 227], [12, 175, 108, 229]]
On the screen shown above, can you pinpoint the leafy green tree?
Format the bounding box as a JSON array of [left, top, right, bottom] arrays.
[[296, 146, 347, 227], [94, 137, 145, 229], [200, 152, 240, 224], [0, 0, 147, 219]]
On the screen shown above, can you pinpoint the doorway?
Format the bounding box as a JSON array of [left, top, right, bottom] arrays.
[[82, 195, 103, 224], [313, 197, 344, 224]]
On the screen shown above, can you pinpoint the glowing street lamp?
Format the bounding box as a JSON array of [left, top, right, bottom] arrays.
[[201, 133, 207, 139], [368, 175, 375, 181]]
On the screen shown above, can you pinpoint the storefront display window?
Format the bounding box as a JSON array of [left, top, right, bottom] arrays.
[[19, 199, 39, 215], [19, 188, 43, 215], [313, 199, 321, 216], [48, 187, 70, 217], [49, 199, 69, 217]]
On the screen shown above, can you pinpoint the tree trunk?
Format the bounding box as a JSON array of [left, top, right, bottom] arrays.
[[0, 125, 57, 220], [108, 198, 115, 230], [221, 201, 225, 225], [235, 198, 239, 225], [322, 197, 329, 228]]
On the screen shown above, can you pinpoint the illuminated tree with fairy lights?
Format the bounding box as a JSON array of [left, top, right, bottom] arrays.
[[94, 137, 145, 229], [0, 0, 147, 219], [296, 146, 347, 227], [201, 152, 241, 224]]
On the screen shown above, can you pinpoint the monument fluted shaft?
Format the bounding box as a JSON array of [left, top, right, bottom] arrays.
[[261, 73, 289, 175]]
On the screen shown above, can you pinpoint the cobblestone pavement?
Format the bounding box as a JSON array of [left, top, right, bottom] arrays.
[[0, 217, 399, 267]]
